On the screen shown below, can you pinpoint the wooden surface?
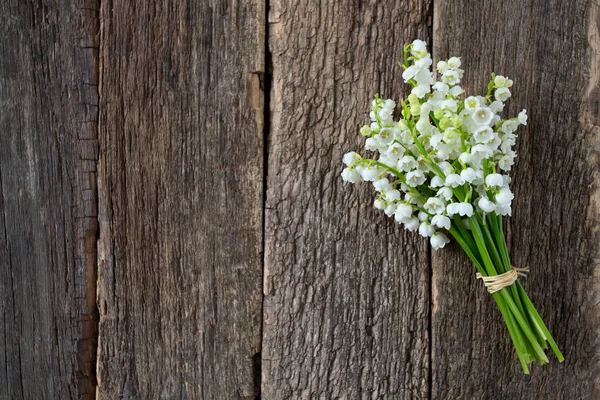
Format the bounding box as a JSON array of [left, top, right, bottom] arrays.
[[96, 1, 265, 398], [432, 0, 600, 398], [0, 1, 99, 399], [1, 0, 599, 398], [262, 1, 433, 398]]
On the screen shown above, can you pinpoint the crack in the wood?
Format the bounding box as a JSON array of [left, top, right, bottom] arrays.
[[86, 0, 101, 399], [258, 0, 273, 397]]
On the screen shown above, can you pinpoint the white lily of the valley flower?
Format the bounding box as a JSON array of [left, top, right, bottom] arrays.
[[341, 168, 362, 183], [431, 232, 450, 249], [419, 222, 436, 237], [460, 168, 477, 183], [430, 176, 445, 188], [431, 214, 451, 230], [485, 173, 504, 187], [384, 203, 397, 217], [445, 174, 464, 188], [471, 107, 494, 127], [437, 187, 454, 201], [495, 188, 514, 205], [424, 197, 446, 215], [495, 87, 511, 102], [404, 216, 420, 231], [447, 202, 474, 217], [406, 170, 426, 187], [464, 96, 480, 111], [518, 109, 528, 125], [477, 197, 496, 213], [374, 198, 386, 210], [395, 204, 413, 222], [398, 155, 418, 172], [343, 152, 361, 166], [373, 178, 392, 192]]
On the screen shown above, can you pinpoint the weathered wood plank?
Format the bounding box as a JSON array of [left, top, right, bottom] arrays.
[[432, 1, 600, 397], [0, 1, 100, 399], [262, 1, 433, 398], [96, 1, 265, 398]]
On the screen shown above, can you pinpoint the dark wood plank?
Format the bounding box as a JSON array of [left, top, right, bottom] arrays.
[[96, 1, 265, 398], [431, 1, 600, 397], [262, 1, 433, 398], [0, 1, 100, 399]]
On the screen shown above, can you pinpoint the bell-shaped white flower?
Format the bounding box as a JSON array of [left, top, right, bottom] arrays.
[[404, 216, 421, 231], [460, 168, 477, 183], [433, 82, 449, 95], [419, 222, 436, 237], [431, 232, 450, 249], [437, 187, 454, 201], [495, 188, 514, 205], [464, 96, 480, 111], [402, 65, 419, 81], [341, 167, 362, 183], [395, 203, 414, 222], [384, 203, 397, 217], [431, 214, 451, 230], [406, 170, 426, 187], [445, 174, 464, 188], [473, 126, 494, 143], [412, 84, 430, 99], [477, 197, 496, 213], [447, 202, 474, 217], [518, 109, 528, 125], [423, 197, 446, 215], [361, 165, 382, 181], [398, 155, 418, 172], [374, 198, 387, 210], [494, 87, 511, 102], [436, 60, 449, 74], [498, 153, 516, 171], [385, 189, 401, 201], [376, 128, 395, 146], [471, 107, 494, 127], [430, 176, 445, 188], [485, 173, 504, 187], [495, 204, 512, 216], [489, 100, 504, 113], [373, 178, 392, 192], [449, 85, 464, 97], [343, 152, 361, 166], [438, 161, 454, 175], [448, 57, 461, 69], [365, 137, 379, 151]]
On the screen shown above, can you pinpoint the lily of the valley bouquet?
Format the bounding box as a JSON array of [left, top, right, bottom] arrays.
[[341, 40, 563, 373]]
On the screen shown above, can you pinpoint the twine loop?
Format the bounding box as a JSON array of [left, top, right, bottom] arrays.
[[476, 266, 529, 294]]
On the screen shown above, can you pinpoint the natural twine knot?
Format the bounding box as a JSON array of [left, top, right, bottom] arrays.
[[476, 266, 529, 294]]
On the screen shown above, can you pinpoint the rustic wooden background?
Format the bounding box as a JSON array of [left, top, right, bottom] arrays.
[[1, 0, 598, 398]]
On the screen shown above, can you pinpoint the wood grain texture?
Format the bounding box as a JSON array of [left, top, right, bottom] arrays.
[[0, 1, 100, 399], [262, 1, 433, 398], [431, 1, 600, 398], [96, 0, 265, 398]]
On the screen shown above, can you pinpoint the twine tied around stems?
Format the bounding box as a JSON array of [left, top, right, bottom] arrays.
[[476, 266, 529, 294]]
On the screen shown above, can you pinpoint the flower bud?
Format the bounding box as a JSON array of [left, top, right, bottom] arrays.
[[452, 116, 462, 128], [410, 104, 421, 116], [439, 117, 452, 131], [360, 125, 372, 136], [433, 108, 445, 120], [408, 93, 420, 105]]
